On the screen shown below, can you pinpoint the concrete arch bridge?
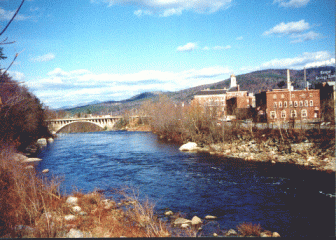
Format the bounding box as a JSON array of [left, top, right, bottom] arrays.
[[46, 116, 123, 133]]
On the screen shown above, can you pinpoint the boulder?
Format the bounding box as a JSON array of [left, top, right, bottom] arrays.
[[173, 218, 192, 226], [36, 138, 47, 147], [66, 196, 78, 206], [72, 206, 82, 213], [226, 229, 237, 236], [64, 214, 76, 221], [260, 231, 272, 237], [181, 223, 190, 229], [179, 142, 199, 152], [79, 211, 87, 216], [47, 138, 54, 143], [205, 215, 217, 220], [191, 216, 202, 225], [272, 232, 281, 237], [14, 153, 29, 162], [42, 169, 49, 173], [164, 210, 173, 216], [67, 229, 84, 238], [22, 158, 42, 163]]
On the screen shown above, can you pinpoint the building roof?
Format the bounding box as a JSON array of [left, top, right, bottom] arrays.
[[194, 89, 227, 96], [227, 86, 239, 92]]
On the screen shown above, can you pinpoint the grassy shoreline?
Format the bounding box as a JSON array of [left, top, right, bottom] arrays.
[[1, 143, 283, 238]]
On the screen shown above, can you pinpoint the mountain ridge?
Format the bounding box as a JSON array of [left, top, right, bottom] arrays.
[[61, 66, 335, 115]]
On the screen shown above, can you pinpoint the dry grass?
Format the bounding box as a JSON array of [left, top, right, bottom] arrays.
[[0, 145, 181, 238], [0, 145, 66, 237], [236, 222, 263, 237]]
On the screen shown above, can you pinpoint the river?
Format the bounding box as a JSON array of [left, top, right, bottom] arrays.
[[36, 131, 335, 237]]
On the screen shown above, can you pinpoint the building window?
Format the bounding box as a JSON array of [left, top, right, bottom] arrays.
[[289, 101, 293, 107], [314, 112, 318, 118], [299, 101, 303, 107], [301, 109, 307, 118], [273, 94, 277, 99], [300, 93, 306, 98], [274, 102, 277, 108], [304, 100, 308, 107], [279, 101, 282, 108], [281, 94, 285, 99], [291, 110, 297, 118], [310, 100, 313, 106], [284, 101, 287, 108], [292, 94, 295, 98], [281, 110, 286, 118], [309, 93, 313, 97], [270, 111, 276, 119], [294, 101, 298, 107]]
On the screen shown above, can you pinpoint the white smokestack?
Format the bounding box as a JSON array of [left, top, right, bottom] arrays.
[[230, 74, 237, 88], [287, 69, 291, 90]]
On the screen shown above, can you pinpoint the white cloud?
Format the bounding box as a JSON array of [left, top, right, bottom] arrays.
[[202, 46, 210, 50], [27, 65, 232, 108], [7, 71, 25, 81], [213, 45, 231, 50], [289, 31, 322, 43], [177, 42, 198, 52], [259, 51, 334, 70], [273, 0, 310, 8], [0, 7, 30, 21], [236, 36, 243, 40], [93, 0, 232, 17], [134, 9, 153, 17], [31, 53, 55, 62], [240, 51, 335, 73], [263, 20, 310, 36]]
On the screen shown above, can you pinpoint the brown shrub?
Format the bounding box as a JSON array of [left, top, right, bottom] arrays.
[[0, 145, 64, 237], [236, 222, 263, 237]]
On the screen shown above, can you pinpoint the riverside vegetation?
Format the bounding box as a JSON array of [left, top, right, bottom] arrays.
[[136, 96, 335, 173]]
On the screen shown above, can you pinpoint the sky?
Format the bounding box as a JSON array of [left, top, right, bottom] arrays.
[[0, 0, 335, 109]]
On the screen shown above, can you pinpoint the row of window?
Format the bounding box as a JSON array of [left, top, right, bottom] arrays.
[[273, 93, 314, 99], [273, 100, 313, 108], [270, 109, 318, 119]]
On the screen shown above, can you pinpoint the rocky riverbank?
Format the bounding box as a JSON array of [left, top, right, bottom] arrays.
[[180, 139, 336, 173]]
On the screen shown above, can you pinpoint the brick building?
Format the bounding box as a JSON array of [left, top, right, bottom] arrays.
[[192, 74, 255, 119], [192, 88, 227, 117], [265, 70, 320, 123], [266, 88, 320, 122]]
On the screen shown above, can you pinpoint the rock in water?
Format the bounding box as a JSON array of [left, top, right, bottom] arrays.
[[173, 218, 192, 226], [42, 169, 49, 173], [191, 216, 202, 225], [22, 158, 42, 163], [164, 210, 173, 216], [179, 142, 198, 151], [37, 138, 47, 147]]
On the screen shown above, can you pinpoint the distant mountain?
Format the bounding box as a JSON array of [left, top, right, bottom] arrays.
[[62, 66, 335, 115]]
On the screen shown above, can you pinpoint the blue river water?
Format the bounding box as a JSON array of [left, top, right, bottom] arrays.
[[36, 131, 335, 237]]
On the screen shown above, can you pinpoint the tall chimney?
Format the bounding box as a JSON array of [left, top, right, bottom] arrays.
[[287, 69, 291, 90], [230, 74, 237, 88]]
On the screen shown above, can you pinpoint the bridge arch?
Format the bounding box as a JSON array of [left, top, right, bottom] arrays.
[[56, 120, 104, 133]]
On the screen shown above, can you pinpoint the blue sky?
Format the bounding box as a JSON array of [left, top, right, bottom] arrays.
[[1, 0, 335, 109]]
